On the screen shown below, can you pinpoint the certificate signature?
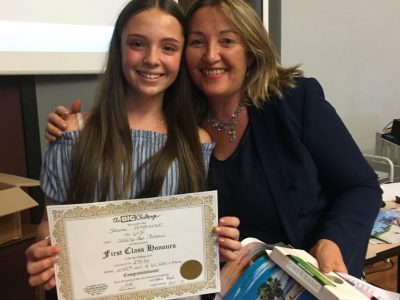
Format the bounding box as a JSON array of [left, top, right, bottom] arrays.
[[47, 191, 219, 300]]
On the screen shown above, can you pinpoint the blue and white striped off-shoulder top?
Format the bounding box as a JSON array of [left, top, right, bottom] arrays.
[[40, 130, 215, 204]]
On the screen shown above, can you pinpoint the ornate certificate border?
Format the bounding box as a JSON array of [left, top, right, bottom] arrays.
[[47, 191, 219, 300]]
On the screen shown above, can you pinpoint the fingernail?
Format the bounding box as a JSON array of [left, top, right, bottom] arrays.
[[219, 237, 225, 243], [219, 218, 226, 224], [215, 227, 221, 232]]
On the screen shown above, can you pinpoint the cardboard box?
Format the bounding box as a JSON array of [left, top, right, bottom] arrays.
[[0, 172, 39, 244]]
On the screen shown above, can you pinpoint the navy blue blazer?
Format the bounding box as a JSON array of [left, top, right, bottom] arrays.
[[248, 77, 381, 277]]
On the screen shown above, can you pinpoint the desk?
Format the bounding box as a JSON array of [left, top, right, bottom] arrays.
[[381, 182, 400, 202], [366, 242, 400, 292], [0, 224, 42, 300], [366, 200, 400, 292]]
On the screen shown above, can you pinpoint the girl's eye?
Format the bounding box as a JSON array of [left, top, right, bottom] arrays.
[[128, 40, 144, 48], [163, 45, 177, 52]]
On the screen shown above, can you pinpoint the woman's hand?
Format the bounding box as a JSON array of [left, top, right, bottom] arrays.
[[25, 238, 61, 290], [45, 99, 81, 141], [310, 239, 348, 274], [214, 216, 241, 262]]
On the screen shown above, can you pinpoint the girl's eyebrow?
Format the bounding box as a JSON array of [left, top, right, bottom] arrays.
[[126, 34, 181, 44], [126, 33, 145, 39], [161, 38, 182, 44]]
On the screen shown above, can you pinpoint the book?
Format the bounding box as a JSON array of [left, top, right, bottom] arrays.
[[223, 255, 315, 300], [268, 246, 369, 300], [371, 208, 400, 244], [220, 238, 315, 299], [220, 238, 399, 300], [337, 272, 400, 300]]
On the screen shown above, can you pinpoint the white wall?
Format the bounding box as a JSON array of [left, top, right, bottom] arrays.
[[281, 0, 400, 153]]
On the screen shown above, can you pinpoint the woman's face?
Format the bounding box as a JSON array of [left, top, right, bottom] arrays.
[[185, 6, 248, 103], [121, 8, 184, 101]]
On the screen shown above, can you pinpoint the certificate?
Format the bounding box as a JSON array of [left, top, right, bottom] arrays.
[[47, 191, 219, 300]]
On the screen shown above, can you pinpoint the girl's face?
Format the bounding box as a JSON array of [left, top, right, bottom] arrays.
[[185, 6, 248, 103], [121, 8, 184, 102]]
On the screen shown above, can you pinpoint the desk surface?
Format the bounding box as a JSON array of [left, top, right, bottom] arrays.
[[381, 182, 400, 202], [367, 242, 400, 261], [367, 200, 400, 260]]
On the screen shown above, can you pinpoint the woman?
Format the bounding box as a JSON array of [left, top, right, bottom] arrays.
[[45, 0, 381, 278], [26, 0, 241, 293]]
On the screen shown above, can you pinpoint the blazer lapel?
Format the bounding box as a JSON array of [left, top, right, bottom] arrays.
[[248, 104, 301, 246]]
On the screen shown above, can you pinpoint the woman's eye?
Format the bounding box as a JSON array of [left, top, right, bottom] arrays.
[[189, 39, 204, 46], [221, 38, 234, 46]]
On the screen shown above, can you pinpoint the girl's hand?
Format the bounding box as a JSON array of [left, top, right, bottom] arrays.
[[25, 238, 61, 290], [214, 216, 241, 262]]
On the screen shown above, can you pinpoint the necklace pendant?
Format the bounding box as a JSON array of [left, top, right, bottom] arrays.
[[228, 128, 236, 142], [207, 103, 244, 142]]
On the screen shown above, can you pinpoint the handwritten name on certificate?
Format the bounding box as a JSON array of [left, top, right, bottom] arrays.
[[47, 191, 220, 300]]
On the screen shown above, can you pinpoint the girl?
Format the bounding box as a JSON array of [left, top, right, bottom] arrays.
[[26, 0, 241, 293]]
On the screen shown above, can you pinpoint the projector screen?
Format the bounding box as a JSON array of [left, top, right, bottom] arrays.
[[0, 0, 264, 75], [0, 0, 130, 75]]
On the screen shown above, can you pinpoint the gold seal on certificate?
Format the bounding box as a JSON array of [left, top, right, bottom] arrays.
[[47, 191, 220, 300]]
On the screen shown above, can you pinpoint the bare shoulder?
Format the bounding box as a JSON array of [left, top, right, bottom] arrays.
[[64, 112, 90, 131], [198, 127, 212, 144]]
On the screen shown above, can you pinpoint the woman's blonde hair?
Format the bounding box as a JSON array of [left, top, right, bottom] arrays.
[[186, 0, 303, 114]]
